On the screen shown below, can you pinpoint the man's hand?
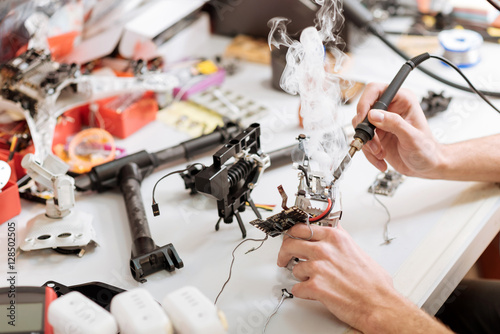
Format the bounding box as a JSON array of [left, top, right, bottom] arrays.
[[353, 83, 444, 178], [278, 223, 394, 332], [278, 224, 452, 334]]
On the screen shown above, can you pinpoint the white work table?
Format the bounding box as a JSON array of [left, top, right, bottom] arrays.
[[1, 33, 500, 334]]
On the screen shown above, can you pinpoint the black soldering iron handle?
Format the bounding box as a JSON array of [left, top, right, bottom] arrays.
[[354, 53, 430, 144]]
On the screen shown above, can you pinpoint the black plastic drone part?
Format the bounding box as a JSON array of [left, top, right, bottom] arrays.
[[193, 123, 265, 238], [119, 162, 183, 283]]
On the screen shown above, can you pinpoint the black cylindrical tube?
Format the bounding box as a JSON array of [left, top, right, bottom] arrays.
[[76, 150, 156, 192], [154, 124, 240, 165], [153, 145, 186, 167], [118, 162, 155, 257], [267, 144, 295, 171]]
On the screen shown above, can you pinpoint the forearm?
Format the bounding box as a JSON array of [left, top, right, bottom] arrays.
[[362, 290, 452, 334], [431, 134, 500, 182]]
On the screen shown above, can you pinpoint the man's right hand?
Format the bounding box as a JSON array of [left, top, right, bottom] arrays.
[[353, 83, 444, 179]]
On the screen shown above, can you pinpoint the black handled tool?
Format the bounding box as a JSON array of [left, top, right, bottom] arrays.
[[333, 53, 431, 181]]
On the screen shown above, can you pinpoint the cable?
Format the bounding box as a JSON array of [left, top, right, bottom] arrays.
[[342, 0, 500, 98], [429, 55, 500, 113], [214, 235, 269, 305], [308, 198, 333, 223], [297, 165, 311, 188], [487, 0, 500, 11], [374, 31, 500, 99], [262, 289, 294, 333], [151, 163, 206, 216]]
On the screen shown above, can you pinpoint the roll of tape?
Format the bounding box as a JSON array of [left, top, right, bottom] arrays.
[[438, 29, 483, 68]]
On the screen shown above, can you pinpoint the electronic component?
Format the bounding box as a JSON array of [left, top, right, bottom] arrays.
[[191, 123, 270, 238], [110, 288, 173, 334], [368, 170, 404, 196], [250, 207, 308, 237], [0, 286, 57, 334], [48, 291, 118, 334], [162, 286, 227, 334], [421, 91, 452, 118]]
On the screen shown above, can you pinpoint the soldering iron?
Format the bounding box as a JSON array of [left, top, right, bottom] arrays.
[[333, 51, 500, 182]]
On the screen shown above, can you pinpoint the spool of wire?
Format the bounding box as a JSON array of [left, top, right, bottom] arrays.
[[438, 29, 483, 68]]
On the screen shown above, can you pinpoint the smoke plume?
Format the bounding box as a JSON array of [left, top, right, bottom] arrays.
[[268, 0, 349, 182]]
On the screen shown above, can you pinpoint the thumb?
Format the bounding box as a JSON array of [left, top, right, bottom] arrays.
[[368, 109, 419, 144]]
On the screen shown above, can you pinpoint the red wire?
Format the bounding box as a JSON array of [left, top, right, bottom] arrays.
[[309, 198, 332, 223]]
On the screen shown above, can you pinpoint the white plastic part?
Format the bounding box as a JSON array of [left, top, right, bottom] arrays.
[[20, 210, 97, 252], [0, 160, 11, 190], [22, 153, 75, 217], [110, 288, 173, 334], [162, 286, 227, 334], [48, 291, 118, 334]]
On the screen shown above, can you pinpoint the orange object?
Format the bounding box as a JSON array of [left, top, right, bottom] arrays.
[[66, 128, 116, 173], [47, 31, 80, 61], [53, 106, 85, 148], [82, 91, 159, 138]]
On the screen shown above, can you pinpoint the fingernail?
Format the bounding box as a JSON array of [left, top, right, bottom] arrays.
[[370, 109, 384, 123]]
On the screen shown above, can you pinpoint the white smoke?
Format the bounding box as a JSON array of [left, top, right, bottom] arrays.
[[268, 0, 349, 182]]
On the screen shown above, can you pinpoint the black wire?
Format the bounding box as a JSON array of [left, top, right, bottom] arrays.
[[372, 28, 500, 98], [151, 163, 205, 204], [487, 0, 500, 11], [297, 165, 311, 188], [429, 55, 500, 114]]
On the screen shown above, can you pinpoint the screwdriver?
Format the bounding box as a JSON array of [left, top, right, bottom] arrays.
[[332, 53, 431, 182]]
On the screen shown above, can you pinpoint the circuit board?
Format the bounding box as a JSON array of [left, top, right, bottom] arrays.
[[250, 206, 309, 237], [368, 170, 404, 197]]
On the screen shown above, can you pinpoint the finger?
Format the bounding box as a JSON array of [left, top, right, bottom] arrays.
[[361, 147, 387, 172], [286, 224, 330, 241], [364, 134, 384, 159], [291, 280, 319, 301], [368, 109, 420, 144], [292, 260, 318, 281], [277, 238, 312, 267], [355, 83, 388, 127]]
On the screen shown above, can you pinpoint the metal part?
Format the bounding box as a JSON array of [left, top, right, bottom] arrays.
[[118, 162, 183, 283], [368, 170, 404, 196], [293, 137, 343, 227], [192, 123, 270, 238]]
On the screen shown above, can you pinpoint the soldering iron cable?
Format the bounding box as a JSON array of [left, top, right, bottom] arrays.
[[343, 0, 500, 98]]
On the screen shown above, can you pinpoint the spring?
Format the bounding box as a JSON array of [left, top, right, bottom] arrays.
[[228, 159, 254, 187]]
